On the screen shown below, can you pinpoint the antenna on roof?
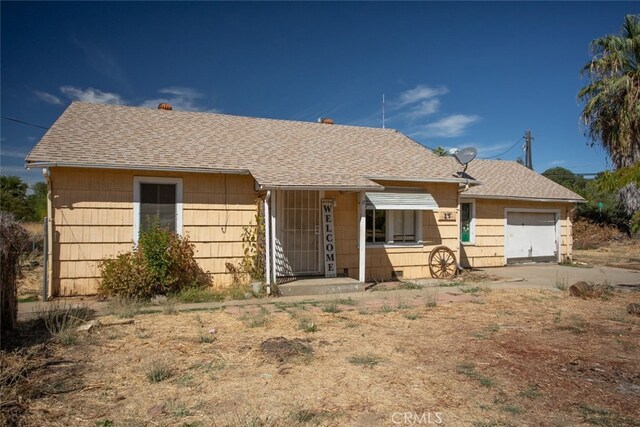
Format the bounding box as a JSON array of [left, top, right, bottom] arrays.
[[452, 147, 477, 174], [382, 94, 385, 129]]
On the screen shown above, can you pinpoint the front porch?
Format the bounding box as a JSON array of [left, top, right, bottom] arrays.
[[262, 189, 369, 292], [261, 186, 449, 292], [277, 276, 363, 297]]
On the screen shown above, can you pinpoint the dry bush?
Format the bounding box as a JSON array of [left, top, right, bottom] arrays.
[[1, 213, 29, 333], [100, 223, 210, 300], [573, 219, 626, 249], [34, 302, 91, 345]]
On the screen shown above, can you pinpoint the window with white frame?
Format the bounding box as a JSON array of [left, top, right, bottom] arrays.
[[133, 177, 183, 244], [460, 200, 475, 244], [366, 209, 422, 244]]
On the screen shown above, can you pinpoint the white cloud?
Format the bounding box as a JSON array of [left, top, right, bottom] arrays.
[[405, 99, 441, 119], [60, 86, 125, 105], [140, 86, 219, 113], [397, 84, 448, 107], [412, 114, 480, 138], [1, 148, 28, 158], [34, 90, 62, 105], [389, 84, 447, 124], [548, 160, 566, 166], [159, 87, 204, 99], [71, 37, 128, 87], [56, 85, 218, 112], [473, 142, 516, 157]]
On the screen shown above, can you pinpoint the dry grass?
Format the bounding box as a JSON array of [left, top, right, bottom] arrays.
[[3, 288, 639, 426], [15, 222, 45, 302], [16, 265, 42, 301], [18, 222, 44, 236], [574, 239, 640, 270]]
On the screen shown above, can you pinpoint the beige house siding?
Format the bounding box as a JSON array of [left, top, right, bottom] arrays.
[[50, 167, 257, 296], [327, 181, 460, 282], [48, 166, 576, 296], [459, 198, 573, 268]]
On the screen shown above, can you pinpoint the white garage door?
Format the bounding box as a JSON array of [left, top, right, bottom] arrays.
[[506, 211, 558, 264]]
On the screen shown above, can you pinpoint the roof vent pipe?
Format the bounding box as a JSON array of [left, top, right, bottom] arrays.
[[158, 103, 173, 111]]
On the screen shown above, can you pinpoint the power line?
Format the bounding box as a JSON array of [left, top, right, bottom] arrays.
[[1, 116, 49, 130], [480, 137, 524, 159]]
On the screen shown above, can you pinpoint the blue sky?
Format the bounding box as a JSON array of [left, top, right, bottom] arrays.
[[1, 1, 636, 185]]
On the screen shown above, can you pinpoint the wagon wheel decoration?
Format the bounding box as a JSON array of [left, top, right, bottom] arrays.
[[428, 245, 458, 279]]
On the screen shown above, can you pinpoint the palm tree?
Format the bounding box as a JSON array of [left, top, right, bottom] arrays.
[[432, 146, 450, 157], [578, 14, 640, 169]]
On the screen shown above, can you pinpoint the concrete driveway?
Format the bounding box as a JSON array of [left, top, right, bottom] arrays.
[[479, 263, 640, 289]]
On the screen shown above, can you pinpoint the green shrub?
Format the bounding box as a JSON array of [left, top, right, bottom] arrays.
[[99, 222, 210, 299], [139, 223, 210, 295]]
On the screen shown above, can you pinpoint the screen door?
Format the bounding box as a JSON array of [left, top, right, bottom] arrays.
[[276, 190, 321, 275]]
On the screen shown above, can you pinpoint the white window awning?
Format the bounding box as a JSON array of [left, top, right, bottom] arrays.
[[365, 192, 439, 210]]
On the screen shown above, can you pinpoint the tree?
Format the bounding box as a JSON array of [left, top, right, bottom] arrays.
[[542, 167, 630, 231], [575, 177, 629, 232], [0, 175, 32, 220], [578, 14, 640, 169], [28, 182, 47, 221], [0, 176, 47, 221], [597, 164, 640, 232], [432, 146, 449, 157], [542, 167, 588, 196], [578, 15, 640, 234]]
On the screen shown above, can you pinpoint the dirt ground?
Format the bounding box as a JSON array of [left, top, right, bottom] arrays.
[[3, 287, 639, 426], [574, 240, 640, 271]]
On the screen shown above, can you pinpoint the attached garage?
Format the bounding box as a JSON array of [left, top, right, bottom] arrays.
[[458, 160, 583, 269], [505, 209, 560, 264]]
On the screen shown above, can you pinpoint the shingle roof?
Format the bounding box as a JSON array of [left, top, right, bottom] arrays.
[[462, 159, 584, 202], [26, 102, 468, 190]]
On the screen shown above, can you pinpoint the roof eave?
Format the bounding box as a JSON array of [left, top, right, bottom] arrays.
[[259, 184, 384, 191], [461, 194, 585, 203], [24, 161, 251, 175], [367, 176, 481, 185]]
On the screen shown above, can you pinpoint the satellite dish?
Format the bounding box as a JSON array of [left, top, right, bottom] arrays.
[[453, 147, 477, 166], [453, 147, 477, 174]]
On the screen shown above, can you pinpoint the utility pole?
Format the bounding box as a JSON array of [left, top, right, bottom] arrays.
[[382, 94, 385, 129], [524, 130, 533, 170]]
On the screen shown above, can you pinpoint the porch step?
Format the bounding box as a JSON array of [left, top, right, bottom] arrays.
[[277, 278, 363, 297]]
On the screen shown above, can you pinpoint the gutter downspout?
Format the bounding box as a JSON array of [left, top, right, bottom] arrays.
[[264, 191, 271, 294], [270, 191, 277, 292], [43, 168, 53, 299], [357, 192, 366, 282]]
